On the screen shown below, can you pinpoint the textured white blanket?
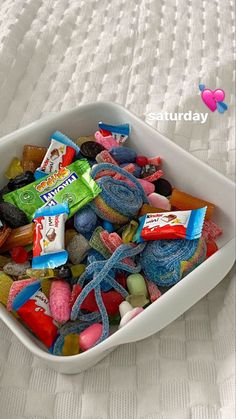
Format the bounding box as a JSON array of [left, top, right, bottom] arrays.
[[0, 0, 235, 418]]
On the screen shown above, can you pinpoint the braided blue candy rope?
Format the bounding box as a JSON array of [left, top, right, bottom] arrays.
[[90, 163, 148, 217], [71, 243, 146, 321], [94, 287, 110, 344]]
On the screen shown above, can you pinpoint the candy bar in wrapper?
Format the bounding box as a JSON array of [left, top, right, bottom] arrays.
[[135, 207, 207, 242], [3, 160, 101, 221], [35, 131, 80, 180], [12, 281, 58, 349], [32, 203, 69, 269]]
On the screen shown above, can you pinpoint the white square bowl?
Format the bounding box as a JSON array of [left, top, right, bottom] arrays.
[[0, 102, 235, 374]]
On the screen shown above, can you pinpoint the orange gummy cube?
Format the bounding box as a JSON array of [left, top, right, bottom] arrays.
[[0, 223, 34, 253], [170, 188, 215, 220]]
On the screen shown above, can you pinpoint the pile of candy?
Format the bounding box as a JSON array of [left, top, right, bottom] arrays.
[[0, 122, 223, 356]]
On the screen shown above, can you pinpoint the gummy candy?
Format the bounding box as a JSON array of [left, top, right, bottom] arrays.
[[49, 279, 71, 323], [0, 221, 11, 248], [7, 171, 35, 191], [206, 240, 218, 258], [22, 145, 47, 173], [10, 246, 29, 264], [79, 323, 103, 351], [170, 188, 215, 220], [70, 264, 86, 278], [126, 273, 148, 296], [62, 333, 80, 356], [122, 220, 138, 243], [154, 178, 172, 197], [0, 202, 28, 228], [0, 223, 34, 253], [0, 255, 11, 267], [3, 261, 30, 276], [5, 157, 23, 179], [0, 272, 13, 306]]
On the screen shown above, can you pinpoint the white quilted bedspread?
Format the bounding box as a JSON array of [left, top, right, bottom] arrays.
[[0, 1, 235, 418]]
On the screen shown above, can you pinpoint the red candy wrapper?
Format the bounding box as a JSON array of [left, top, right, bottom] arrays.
[[135, 208, 207, 242], [12, 281, 58, 349]]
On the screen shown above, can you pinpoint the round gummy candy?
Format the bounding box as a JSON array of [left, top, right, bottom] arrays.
[[80, 141, 105, 159], [10, 246, 29, 264], [154, 178, 173, 197], [0, 202, 29, 228]]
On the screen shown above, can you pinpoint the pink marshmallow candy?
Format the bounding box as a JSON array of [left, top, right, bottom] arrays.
[[79, 323, 103, 351], [137, 178, 155, 195], [49, 279, 71, 323], [148, 192, 171, 210]]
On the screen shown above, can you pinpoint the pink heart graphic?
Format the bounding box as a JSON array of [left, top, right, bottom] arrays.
[[201, 89, 225, 112]]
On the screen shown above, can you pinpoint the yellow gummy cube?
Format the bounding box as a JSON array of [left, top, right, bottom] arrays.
[[62, 334, 80, 356], [0, 272, 13, 306]]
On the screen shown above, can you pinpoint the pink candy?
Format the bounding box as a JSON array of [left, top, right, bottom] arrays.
[[145, 279, 161, 302], [100, 231, 135, 266], [95, 131, 118, 149], [144, 169, 164, 182], [7, 278, 36, 311], [137, 178, 155, 195], [49, 280, 71, 323], [148, 192, 171, 210], [80, 323, 103, 351], [96, 150, 118, 165], [202, 219, 223, 241]]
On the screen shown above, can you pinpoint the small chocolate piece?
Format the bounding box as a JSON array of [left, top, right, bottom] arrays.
[[7, 171, 35, 191], [0, 202, 29, 228], [154, 178, 173, 197], [80, 141, 105, 159]]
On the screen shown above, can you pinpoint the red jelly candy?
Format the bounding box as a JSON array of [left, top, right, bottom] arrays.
[[70, 285, 123, 316], [10, 246, 29, 263], [136, 156, 149, 167], [206, 240, 218, 258], [115, 272, 127, 289]]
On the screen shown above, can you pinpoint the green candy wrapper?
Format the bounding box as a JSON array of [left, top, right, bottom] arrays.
[[3, 160, 101, 221]]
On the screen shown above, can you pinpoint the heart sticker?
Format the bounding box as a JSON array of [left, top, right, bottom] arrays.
[[199, 85, 228, 113]]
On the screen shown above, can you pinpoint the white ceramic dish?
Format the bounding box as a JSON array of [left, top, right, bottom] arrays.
[[0, 102, 235, 374]]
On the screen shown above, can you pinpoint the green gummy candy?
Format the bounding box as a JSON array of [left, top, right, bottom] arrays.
[[3, 160, 101, 222], [126, 273, 148, 296]]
